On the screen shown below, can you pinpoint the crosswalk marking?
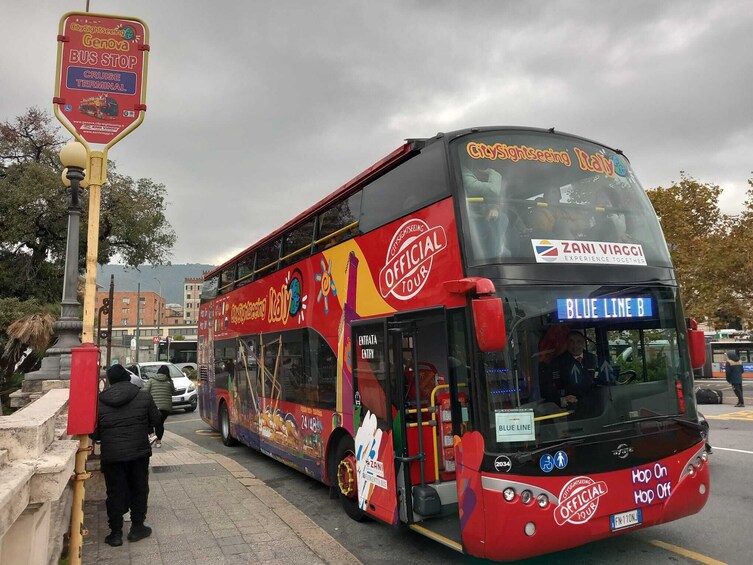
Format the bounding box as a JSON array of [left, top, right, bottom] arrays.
[[705, 410, 753, 421], [712, 447, 753, 455], [649, 540, 727, 565]]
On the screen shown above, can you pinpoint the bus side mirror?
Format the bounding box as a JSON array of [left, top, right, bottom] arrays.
[[472, 297, 506, 352], [688, 329, 706, 369], [687, 318, 706, 369], [445, 277, 506, 352]]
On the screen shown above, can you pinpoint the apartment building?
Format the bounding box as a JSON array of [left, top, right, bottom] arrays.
[[95, 290, 163, 327], [184, 277, 202, 325]]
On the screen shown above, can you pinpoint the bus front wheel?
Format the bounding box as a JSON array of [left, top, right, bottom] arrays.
[[333, 437, 366, 522], [219, 403, 239, 447]]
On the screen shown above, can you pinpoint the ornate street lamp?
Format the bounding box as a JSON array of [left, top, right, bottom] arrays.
[[25, 141, 89, 381]]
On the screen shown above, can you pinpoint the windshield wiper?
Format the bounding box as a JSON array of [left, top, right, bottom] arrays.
[[603, 414, 705, 432], [512, 430, 624, 463]]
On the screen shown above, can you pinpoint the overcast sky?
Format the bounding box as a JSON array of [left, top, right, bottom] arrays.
[[3, 0, 752, 266]]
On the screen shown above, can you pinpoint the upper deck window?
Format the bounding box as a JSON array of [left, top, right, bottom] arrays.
[[451, 131, 671, 267], [316, 192, 362, 250], [255, 238, 281, 276], [237, 253, 255, 286], [200, 276, 219, 303], [281, 220, 315, 269], [359, 141, 450, 234]]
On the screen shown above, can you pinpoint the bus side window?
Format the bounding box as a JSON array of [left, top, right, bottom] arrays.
[[219, 266, 235, 295], [255, 238, 282, 277], [315, 192, 362, 251], [281, 220, 315, 269], [236, 253, 255, 287], [359, 141, 449, 233]]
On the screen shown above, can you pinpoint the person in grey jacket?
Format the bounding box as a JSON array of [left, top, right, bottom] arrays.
[[144, 365, 176, 447], [725, 351, 745, 407]]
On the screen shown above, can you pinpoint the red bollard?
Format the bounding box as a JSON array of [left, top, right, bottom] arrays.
[[67, 343, 100, 435]]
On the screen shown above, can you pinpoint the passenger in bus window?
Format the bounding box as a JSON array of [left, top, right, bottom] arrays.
[[530, 186, 579, 239], [548, 331, 598, 413], [461, 161, 512, 257], [590, 187, 627, 242]]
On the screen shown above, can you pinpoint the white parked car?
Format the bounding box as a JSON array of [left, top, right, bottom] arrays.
[[174, 362, 198, 377], [126, 361, 198, 412]]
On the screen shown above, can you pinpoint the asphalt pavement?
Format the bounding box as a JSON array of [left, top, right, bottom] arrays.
[[83, 430, 361, 564]]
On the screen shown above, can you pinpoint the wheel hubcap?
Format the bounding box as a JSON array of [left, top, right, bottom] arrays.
[[337, 453, 357, 498]]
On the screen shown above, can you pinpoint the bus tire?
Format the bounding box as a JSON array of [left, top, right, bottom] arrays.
[[219, 402, 239, 447], [332, 436, 366, 522]]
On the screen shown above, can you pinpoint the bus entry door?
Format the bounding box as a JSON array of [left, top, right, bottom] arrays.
[[389, 310, 449, 520], [351, 319, 399, 525]]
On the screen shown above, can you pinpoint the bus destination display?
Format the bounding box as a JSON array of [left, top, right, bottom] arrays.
[[556, 296, 653, 321]]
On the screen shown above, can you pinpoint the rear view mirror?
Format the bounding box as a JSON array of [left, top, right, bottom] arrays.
[[472, 297, 506, 352], [687, 331, 706, 369], [687, 318, 706, 369], [445, 277, 506, 352]]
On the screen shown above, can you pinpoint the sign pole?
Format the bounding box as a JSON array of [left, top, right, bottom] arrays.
[[53, 12, 150, 564], [81, 152, 104, 343]]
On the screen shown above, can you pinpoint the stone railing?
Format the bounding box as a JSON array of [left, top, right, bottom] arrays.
[[0, 388, 78, 565]]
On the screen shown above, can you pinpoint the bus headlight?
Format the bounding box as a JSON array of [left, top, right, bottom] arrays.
[[520, 490, 533, 505], [524, 522, 536, 536], [503, 488, 516, 502], [537, 494, 549, 508]]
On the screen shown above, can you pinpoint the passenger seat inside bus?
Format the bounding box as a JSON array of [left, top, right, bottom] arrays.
[[405, 362, 443, 408]]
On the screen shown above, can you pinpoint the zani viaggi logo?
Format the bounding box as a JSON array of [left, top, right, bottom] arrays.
[[554, 476, 608, 526], [533, 239, 559, 262], [378, 218, 447, 300], [531, 239, 646, 266]]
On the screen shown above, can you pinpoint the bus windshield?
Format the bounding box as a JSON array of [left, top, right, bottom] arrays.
[[476, 284, 697, 452], [451, 130, 671, 266]]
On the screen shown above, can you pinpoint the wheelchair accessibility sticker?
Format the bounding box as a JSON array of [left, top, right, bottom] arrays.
[[540, 454, 554, 473]]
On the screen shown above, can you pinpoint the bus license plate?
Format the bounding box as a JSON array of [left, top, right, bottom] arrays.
[[610, 509, 642, 531]]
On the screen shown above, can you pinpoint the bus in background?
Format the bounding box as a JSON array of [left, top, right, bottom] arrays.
[[197, 127, 708, 562], [699, 340, 753, 379], [157, 338, 197, 366]]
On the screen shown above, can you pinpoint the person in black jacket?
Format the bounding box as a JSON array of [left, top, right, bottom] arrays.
[[92, 364, 162, 547], [544, 331, 600, 418], [725, 351, 745, 407]]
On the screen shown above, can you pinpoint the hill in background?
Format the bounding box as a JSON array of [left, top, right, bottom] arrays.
[[96, 264, 215, 305]]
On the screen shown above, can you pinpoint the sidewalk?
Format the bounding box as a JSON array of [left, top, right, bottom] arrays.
[[83, 430, 361, 564]]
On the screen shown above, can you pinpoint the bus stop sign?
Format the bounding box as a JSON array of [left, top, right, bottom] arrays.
[[54, 12, 149, 147]]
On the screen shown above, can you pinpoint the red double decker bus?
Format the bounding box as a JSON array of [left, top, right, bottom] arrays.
[[197, 127, 709, 561]]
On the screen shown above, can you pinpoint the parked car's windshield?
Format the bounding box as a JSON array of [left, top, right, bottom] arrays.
[[138, 364, 185, 379]]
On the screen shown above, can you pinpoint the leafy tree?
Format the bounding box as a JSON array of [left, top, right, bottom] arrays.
[[0, 108, 176, 303], [646, 173, 753, 327]]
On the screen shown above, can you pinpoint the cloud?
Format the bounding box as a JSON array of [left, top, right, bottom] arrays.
[[3, 0, 752, 264]]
